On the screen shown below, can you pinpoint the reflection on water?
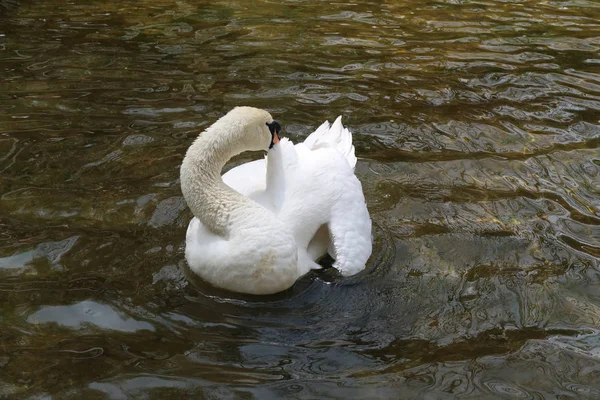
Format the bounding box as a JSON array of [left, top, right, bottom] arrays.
[[1, 0, 600, 398], [27, 301, 155, 332]]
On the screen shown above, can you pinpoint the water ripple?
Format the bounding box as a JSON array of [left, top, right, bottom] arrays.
[[1, 0, 600, 398]]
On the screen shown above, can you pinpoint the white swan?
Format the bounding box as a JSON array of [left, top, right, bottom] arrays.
[[180, 107, 372, 295]]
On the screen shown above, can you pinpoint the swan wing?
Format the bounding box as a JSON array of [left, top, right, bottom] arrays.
[[302, 116, 357, 169], [279, 145, 372, 276]]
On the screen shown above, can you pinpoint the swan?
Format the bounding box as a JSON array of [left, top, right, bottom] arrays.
[[180, 106, 372, 295]]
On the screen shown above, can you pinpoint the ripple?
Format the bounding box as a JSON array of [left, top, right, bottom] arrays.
[[481, 378, 538, 398], [1, 0, 600, 398], [148, 196, 187, 228], [27, 301, 155, 332], [0, 236, 78, 273]]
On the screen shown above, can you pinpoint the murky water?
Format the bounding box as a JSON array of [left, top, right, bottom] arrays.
[[1, 0, 600, 398]]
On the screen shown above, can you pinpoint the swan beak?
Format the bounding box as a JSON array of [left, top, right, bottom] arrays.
[[267, 120, 282, 149]]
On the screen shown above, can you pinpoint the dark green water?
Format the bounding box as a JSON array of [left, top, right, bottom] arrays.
[[1, 0, 600, 398]]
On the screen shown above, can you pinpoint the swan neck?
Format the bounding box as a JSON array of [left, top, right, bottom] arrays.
[[180, 128, 247, 235]]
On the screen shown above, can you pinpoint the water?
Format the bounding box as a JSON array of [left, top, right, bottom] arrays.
[[1, 0, 600, 398]]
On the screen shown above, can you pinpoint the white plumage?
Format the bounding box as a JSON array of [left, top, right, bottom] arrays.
[[180, 107, 372, 295]]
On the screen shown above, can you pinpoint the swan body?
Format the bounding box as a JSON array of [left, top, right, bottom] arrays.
[[181, 107, 371, 295]]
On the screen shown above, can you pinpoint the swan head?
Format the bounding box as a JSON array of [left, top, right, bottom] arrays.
[[219, 106, 281, 152]]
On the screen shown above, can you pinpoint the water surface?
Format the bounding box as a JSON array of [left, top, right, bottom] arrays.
[[1, 0, 600, 398]]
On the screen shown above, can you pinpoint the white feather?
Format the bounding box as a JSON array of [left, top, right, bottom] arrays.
[[302, 116, 357, 169]]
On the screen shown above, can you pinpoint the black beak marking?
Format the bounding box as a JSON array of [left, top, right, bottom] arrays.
[[266, 120, 281, 149]]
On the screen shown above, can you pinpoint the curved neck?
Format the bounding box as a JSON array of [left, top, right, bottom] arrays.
[[180, 126, 253, 236]]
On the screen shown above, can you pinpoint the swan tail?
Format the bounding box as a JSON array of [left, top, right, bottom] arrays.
[[303, 116, 357, 169]]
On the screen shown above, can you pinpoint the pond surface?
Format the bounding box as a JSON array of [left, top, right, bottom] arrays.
[[1, 0, 600, 398]]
